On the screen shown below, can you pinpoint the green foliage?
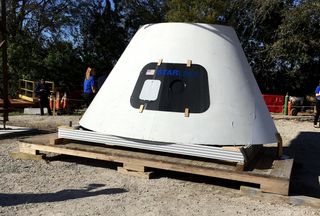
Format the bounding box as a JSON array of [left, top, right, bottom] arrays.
[[118, 0, 168, 38], [223, 0, 290, 93], [270, 1, 320, 65], [3, 0, 82, 97], [268, 1, 320, 94], [0, 0, 319, 98], [42, 41, 83, 92], [165, 0, 319, 94], [166, 0, 226, 23], [77, 1, 126, 74]]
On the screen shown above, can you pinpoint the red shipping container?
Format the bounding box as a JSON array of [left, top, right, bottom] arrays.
[[262, 94, 284, 113]]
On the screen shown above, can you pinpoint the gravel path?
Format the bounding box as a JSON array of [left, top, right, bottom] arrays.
[[0, 115, 319, 215]]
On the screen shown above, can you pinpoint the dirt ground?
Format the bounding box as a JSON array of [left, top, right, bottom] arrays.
[[0, 115, 320, 216]]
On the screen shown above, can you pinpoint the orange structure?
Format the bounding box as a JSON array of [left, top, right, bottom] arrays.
[[287, 101, 292, 116], [55, 92, 60, 110], [61, 93, 68, 109]]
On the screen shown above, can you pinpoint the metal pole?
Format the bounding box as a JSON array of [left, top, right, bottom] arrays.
[[283, 93, 289, 115], [1, 0, 9, 126]]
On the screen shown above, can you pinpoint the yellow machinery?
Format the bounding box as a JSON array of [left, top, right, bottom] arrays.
[[18, 79, 54, 102]]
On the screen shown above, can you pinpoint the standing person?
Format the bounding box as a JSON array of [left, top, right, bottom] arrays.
[[314, 80, 320, 128], [35, 78, 52, 115], [83, 67, 96, 107]]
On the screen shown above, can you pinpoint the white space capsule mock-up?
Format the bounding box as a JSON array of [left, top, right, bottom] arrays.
[[79, 23, 278, 148]]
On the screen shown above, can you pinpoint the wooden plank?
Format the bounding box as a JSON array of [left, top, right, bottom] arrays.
[[139, 104, 144, 113], [19, 142, 117, 162], [58, 125, 73, 130], [17, 141, 293, 195], [123, 163, 146, 172], [260, 178, 290, 195], [49, 138, 71, 145], [21, 133, 59, 145], [117, 167, 152, 179], [235, 162, 244, 171], [19, 142, 237, 171], [19, 143, 40, 155], [184, 108, 189, 117], [222, 146, 241, 152], [187, 59, 192, 67], [270, 158, 294, 179]]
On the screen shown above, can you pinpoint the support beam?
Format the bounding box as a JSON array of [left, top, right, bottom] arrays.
[[1, 0, 9, 126], [16, 141, 294, 195]]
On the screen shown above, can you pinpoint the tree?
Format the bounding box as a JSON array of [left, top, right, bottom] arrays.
[[76, 1, 126, 74], [2, 0, 169, 97], [269, 0, 320, 94], [1, 0, 318, 98], [118, 0, 168, 38], [223, 0, 291, 93], [165, 0, 287, 93], [7, 0, 79, 43], [42, 41, 83, 92], [165, 0, 226, 23], [76, 0, 168, 75], [2, 0, 82, 96]]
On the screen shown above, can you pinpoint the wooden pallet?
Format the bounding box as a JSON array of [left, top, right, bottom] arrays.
[[13, 134, 294, 196]]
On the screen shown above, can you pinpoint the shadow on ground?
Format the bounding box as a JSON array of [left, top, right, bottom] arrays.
[[0, 184, 127, 207], [45, 152, 258, 192], [0, 129, 53, 140], [287, 132, 320, 198], [44, 154, 121, 170]]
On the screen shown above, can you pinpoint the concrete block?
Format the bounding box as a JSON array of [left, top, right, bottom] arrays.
[[24, 108, 47, 115]]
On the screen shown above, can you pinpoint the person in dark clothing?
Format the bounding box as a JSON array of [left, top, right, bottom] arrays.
[[314, 80, 320, 128], [35, 78, 52, 115]]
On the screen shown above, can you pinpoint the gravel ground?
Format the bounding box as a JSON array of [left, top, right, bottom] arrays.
[[0, 115, 320, 215]]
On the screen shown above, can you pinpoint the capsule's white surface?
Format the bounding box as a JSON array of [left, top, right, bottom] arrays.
[[80, 23, 277, 146]]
